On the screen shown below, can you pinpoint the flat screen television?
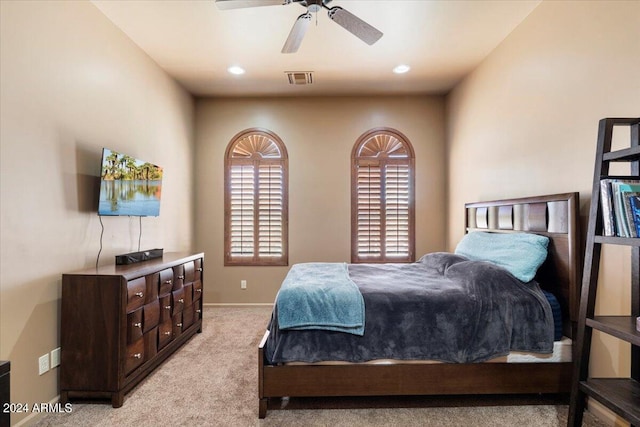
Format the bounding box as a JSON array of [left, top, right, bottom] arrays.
[[98, 148, 163, 217]]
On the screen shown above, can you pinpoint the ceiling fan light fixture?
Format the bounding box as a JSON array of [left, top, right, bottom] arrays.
[[216, 0, 383, 52], [393, 64, 411, 74], [304, 0, 323, 13], [227, 65, 246, 75]]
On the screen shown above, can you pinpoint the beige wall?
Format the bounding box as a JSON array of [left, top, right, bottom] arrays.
[[195, 96, 446, 303], [0, 1, 195, 424], [446, 1, 639, 425], [2, 0, 637, 425]]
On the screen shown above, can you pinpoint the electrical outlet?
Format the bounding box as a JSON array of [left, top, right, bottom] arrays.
[[241, 280, 247, 290], [51, 347, 61, 368], [38, 354, 50, 375]]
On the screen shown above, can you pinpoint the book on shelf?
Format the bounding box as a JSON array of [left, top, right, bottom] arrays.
[[628, 195, 640, 237], [600, 179, 616, 236], [600, 179, 640, 237], [619, 184, 640, 237]]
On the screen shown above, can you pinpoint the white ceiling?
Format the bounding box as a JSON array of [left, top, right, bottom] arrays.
[[92, 0, 541, 97]]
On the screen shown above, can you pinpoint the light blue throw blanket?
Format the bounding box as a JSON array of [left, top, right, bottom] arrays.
[[276, 262, 365, 336]]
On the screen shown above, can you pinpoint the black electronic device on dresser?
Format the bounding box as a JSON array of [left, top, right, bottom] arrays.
[[60, 252, 204, 407], [115, 248, 164, 265]]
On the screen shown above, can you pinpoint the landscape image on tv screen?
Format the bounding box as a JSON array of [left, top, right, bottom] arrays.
[[98, 148, 163, 216]]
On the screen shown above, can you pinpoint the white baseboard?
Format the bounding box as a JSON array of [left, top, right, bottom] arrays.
[[13, 395, 60, 427], [203, 302, 273, 307], [587, 398, 630, 427]]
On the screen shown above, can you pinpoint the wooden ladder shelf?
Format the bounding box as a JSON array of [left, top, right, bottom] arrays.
[[568, 117, 640, 426]]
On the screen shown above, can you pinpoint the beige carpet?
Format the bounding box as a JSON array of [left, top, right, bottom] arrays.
[[35, 306, 605, 427]]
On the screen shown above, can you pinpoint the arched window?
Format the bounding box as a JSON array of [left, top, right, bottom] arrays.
[[224, 128, 288, 266], [351, 128, 415, 263]]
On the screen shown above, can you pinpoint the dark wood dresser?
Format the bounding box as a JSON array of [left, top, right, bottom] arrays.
[[60, 252, 204, 407], [0, 361, 9, 427]]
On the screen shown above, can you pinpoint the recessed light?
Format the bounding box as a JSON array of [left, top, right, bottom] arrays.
[[227, 65, 245, 75], [393, 64, 411, 74]]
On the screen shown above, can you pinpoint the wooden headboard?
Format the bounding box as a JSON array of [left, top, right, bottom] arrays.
[[464, 193, 581, 339]]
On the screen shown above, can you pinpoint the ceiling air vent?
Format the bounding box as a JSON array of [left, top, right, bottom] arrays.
[[285, 71, 313, 85]]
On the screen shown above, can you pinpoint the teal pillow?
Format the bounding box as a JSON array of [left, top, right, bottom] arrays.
[[454, 231, 549, 282]]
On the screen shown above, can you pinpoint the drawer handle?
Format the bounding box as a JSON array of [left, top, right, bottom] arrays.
[[133, 353, 142, 359], [178, 275, 185, 280], [195, 288, 202, 293], [164, 279, 172, 285], [133, 322, 142, 328], [197, 268, 203, 272], [164, 331, 171, 336], [178, 298, 184, 304], [196, 309, 202, 314], [135, 292, 144, 298], [176, 323, 183, 327], [164, 305, 171, 310]]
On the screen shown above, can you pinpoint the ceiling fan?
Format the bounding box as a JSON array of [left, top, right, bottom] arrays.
[[215, 0, 383, 54]]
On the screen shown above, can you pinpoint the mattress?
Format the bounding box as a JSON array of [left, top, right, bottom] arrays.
[[283, 336, 572, 366]]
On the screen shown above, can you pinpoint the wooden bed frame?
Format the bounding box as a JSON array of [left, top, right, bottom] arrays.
[[258, 192, 581, 418]]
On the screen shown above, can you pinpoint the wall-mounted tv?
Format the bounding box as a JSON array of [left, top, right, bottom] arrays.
[[98, 148, 163, 217]]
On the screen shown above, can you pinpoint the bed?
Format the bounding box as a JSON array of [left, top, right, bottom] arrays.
[[258, 192, 580, 418]]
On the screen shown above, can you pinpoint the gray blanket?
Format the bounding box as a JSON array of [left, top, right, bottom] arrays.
[[265, 252, 554, 364]]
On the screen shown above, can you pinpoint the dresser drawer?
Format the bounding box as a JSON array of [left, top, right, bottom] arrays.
[[183, 261, 195, 283], [158, 268, 173, 296], [145, 272, 159, 303], [193, 300, 202, 322], [194, 301, 202, 321], [143, 300, 160, 333], [159, 295, 172, 322], [183, 283, 193, 308], [172, 288, 185, 315], [172, 265, 184, 291], [158, 319, 173, 349], [193, 280, 203, 301], [127, 308, 143, 343], [172, 313, 183, 338], [144, 328, 158, 360], [194, 258, 203, 282], [125, 338, 144, 375], [126, 277, 146, 312], [183, 304, 194, 329]]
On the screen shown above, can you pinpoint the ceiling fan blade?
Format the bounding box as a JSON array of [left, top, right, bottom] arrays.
[[215, 0, 289, 10], [327, 6, 383, 45], [281, 13, 311, 54]]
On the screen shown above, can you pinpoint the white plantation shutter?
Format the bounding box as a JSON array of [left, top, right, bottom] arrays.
[[225, 129, 288, 266], [352, 129, 414, 263], [258, 164, 284, 257], [385, 164, 411, 257], [229, 164, 255, 256], [356, 164, 382, 257]]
